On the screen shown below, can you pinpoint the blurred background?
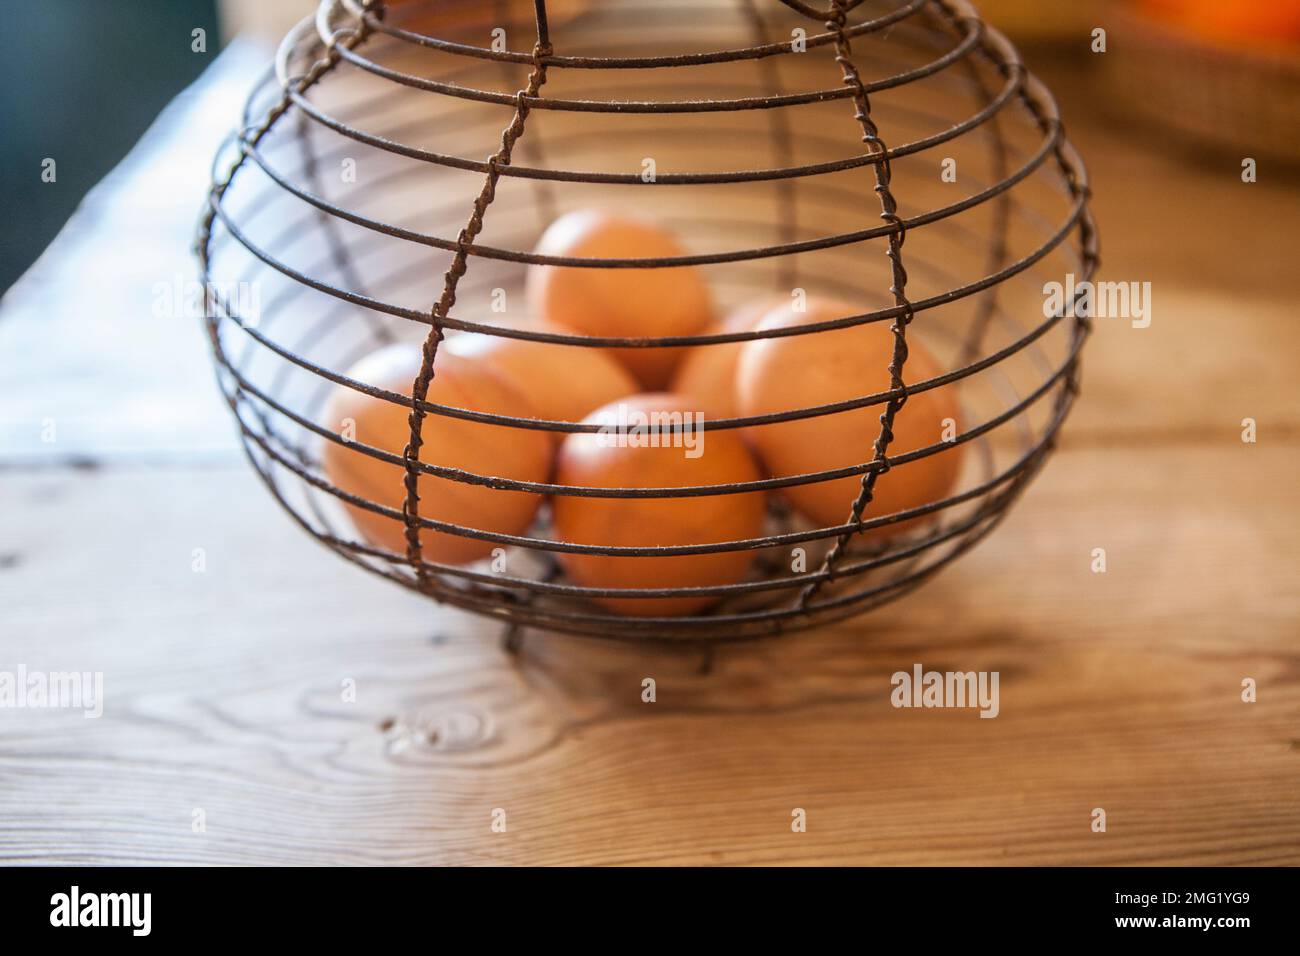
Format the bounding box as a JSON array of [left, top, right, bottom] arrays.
[[4, 0, 1298, 294], [0, 0, 218, 293]]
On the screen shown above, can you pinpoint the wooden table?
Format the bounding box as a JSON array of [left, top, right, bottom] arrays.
[[1, 42, 1297, 866]]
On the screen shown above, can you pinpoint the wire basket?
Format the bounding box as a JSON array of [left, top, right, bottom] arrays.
[[197, 0, 1098, 644]]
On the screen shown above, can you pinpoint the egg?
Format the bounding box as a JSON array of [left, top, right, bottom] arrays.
[[525, 210, 714, 390], [669, 297, 786, 419], [445, 320, 639, 436], [322, 342, 552, 565], [553, 394, 768, 616], [736, 298, 963, 538]]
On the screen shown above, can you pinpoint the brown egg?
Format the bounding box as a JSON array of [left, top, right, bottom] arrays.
[[322, 343, 552, 565], [736, 298, 963, 537], [669, 297, 787, 419], [553, 394, 768, 616], [444, 320, 638, 437], [525, 210, 714, 390]]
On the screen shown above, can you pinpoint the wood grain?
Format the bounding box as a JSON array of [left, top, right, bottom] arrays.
[[1, 440, 1296, 865]]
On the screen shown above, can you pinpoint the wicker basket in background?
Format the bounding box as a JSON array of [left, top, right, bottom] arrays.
[[1101, 3, 1300, 166]]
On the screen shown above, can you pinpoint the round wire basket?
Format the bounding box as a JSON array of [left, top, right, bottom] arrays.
[[197, 0, 1099, 644]]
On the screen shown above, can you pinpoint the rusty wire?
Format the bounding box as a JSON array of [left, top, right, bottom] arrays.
[[196, 0, 1099, 643]]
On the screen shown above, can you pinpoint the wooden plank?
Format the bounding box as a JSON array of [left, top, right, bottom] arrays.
[[1, 442, 1295, 865]]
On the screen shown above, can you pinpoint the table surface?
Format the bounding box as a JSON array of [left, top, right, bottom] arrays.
[[1, 39, 1298, 867]]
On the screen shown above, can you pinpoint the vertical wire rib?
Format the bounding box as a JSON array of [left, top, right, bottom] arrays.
[[399, 23, 554, 590], [797, 0, 917, 610]]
